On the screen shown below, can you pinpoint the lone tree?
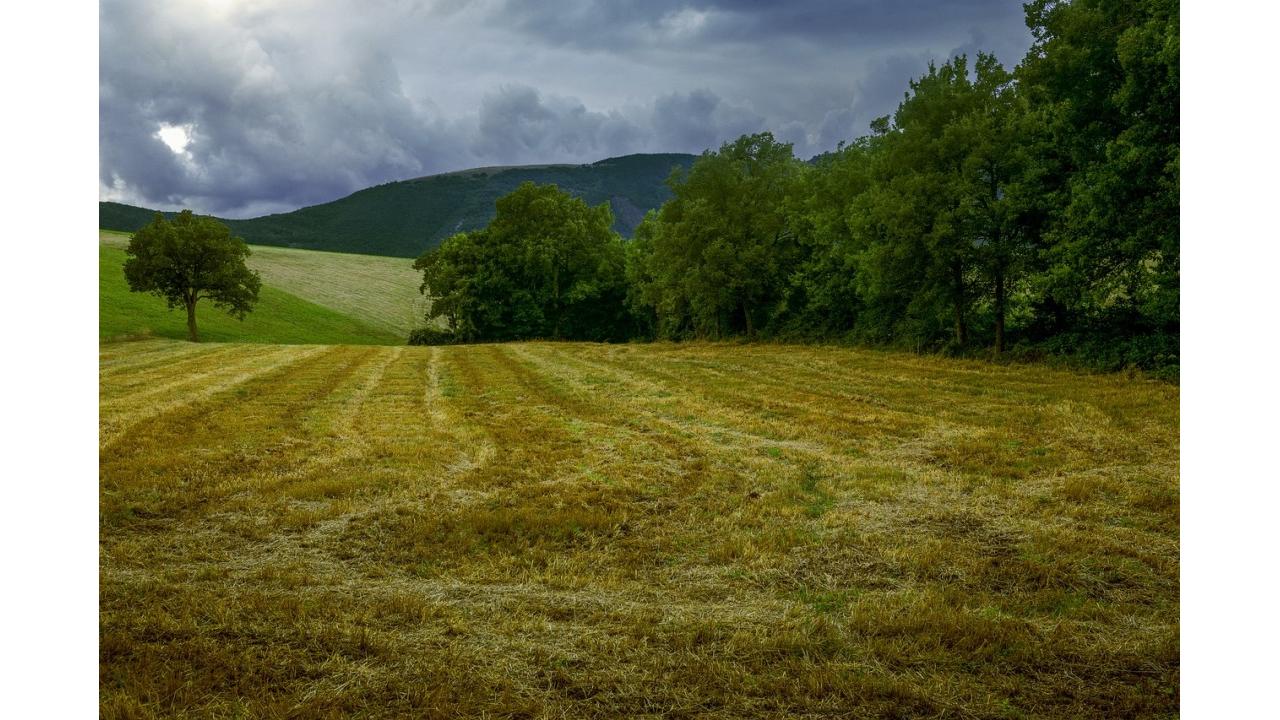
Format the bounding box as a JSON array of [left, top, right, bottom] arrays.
[[123, 210, 261, 342]]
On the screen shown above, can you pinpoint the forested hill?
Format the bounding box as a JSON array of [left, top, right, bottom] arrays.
[[99, 153, 696, 258]]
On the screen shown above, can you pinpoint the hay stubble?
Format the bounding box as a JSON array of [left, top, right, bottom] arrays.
[[100, 340, 1178, 718]]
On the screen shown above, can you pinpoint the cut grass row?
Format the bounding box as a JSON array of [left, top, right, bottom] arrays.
[[100, 339, 1179, 718], [100, 229, 426, 339]]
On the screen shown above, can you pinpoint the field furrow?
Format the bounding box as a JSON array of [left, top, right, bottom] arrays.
[[99, 338, 230, 373], [99, 344, 330, 447]]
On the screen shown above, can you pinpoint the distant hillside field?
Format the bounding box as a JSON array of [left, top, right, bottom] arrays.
[[100, 153, 696, 258], [100, 242, 401, 345], [101, 231, 425, 337]]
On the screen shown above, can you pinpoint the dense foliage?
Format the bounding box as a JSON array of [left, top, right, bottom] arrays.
[[627, 134, 801, 338], [124, 211, 262, 342], [420, 1, 1178, 374], [100, 153, 696, 258], [414, 182, 631, 342]]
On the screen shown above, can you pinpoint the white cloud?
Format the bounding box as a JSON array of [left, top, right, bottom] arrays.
[[155, 123, 192, 154]]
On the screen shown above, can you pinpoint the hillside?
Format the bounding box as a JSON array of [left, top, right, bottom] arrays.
[[101, 230, 425, 338], [99, 242, 401, 345], [100, 153, 696, 258]]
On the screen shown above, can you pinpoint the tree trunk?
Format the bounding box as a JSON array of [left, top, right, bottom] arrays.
[[186, 296, 199, 343], [552, 264, 561, 340], [952, 260, 967, 346], [741, 298, 754, 338], [993, 268, 1006, 355]]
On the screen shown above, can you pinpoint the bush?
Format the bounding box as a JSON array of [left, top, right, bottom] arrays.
[[408, 327, 457, 346]]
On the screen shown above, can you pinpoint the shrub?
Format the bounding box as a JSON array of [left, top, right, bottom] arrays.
[[407, 327, 457, 346]]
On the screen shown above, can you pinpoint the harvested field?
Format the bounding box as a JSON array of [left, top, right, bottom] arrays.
[[100, 339, 1179, 718]]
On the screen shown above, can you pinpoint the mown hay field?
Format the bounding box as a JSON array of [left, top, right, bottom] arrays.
[[100, 230, 426, 338], [100, 339, 1179, 718]]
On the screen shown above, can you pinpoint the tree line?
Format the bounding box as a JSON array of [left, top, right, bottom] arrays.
[[412, 0, 1178, 374]]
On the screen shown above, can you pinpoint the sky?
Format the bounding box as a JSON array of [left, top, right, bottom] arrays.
[[100, 0, 1033, 218]]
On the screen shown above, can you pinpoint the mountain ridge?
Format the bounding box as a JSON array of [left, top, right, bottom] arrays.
[[100, 152, 697, 258]]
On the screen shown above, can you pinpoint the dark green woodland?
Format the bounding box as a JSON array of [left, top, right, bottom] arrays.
[[413, 0, 1179, 376]]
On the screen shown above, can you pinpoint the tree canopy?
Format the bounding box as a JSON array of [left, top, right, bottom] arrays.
[[123, 210, 261, 342], [627, 132, 801, 338], [414, 182, 629, 342]]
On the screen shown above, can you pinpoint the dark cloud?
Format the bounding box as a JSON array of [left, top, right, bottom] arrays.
[[651, 89, 766, 154], [487, 1, 1026, 52], [100, 0, 1032, 217], [99, 0, 461, 216], [470, 85, 646, 164], [699, 0, 1027, 45]]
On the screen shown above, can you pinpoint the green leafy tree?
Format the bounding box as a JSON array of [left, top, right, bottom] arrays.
[[845, 54, 1038, 354], [631, 132, 801, 338], [849, 57, 986, 348], [775, 139, 877, 337], [123, 211, 261, 342], [1018, 0, 1179, 334], [950, 54, 1036, 354], [623, 210, 662, 339], [415, 182, 629, 342]]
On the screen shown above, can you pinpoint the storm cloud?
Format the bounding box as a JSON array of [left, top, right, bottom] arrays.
[[100, 0, 1031, 217]]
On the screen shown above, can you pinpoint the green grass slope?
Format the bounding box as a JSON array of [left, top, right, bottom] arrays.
[[100, 245, 401, 345], [101, 231, 425, 337], [100, 153, 697, 258]]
